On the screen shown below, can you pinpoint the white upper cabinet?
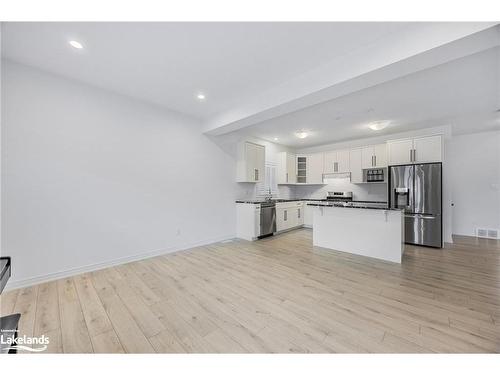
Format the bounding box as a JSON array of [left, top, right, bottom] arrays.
[[387, 135, 442, 165], [306, 153, 324, 184], [387, 139, 413, 165], [277, 152, 297, 184], [349, 148, 363, 184], [361, 144, 387, 169], [413, 135, 442, 163], [361, 147, 374, 169], [323, 149, 349, 174], [236, 141, 265, 182], [373, 144, 388, 167], [295, 153, 324, 184]]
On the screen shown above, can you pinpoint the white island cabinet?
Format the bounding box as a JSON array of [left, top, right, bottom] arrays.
[[311, 205, 404, 263]]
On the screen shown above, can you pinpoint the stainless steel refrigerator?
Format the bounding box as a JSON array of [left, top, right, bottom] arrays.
[[389, 163, 442, 248]]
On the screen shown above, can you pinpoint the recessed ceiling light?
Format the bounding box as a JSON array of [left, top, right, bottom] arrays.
[[295, 130, 309, 139], [69, 40, 83, 49], [368, 121, 389, 131], [196, 93, 206, 101]]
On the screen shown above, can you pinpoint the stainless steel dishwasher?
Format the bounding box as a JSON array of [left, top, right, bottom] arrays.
[[259, 201, 276, 238]]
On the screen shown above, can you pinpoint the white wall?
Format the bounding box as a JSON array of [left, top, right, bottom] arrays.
[[1, 61, 237, 289], [0, 24, 3, 260], [449, 130, 500, 236]]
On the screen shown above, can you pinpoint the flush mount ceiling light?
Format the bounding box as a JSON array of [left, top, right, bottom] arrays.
[[273, 137, 279, 141], [69, 40, 84, 49], [295, 130, 309, 139], [368, 121, 389, 131], [196, 92, 206, 101]]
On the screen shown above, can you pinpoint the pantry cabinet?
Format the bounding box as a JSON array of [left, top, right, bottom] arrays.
[[236, 141, 265, 182], [387, 135, 442, 165], [277, 152, 297, 184], [361, 144, 387, 169], [323, 149, 350, 174]]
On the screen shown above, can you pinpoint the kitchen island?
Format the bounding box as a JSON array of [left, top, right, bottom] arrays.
[[308, 203, 404, 263]]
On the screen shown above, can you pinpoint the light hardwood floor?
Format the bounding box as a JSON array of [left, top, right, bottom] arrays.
[[1, 229, 500, 353]]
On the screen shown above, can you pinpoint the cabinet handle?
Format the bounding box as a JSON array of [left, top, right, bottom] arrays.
[[254, 168, 258, 181], [286, 172, 288, 183], [284, 210, 287, 221], [374, 155, 376, 166], [334, 162, 338, 172], [409, 149, 412, 162], [413, 149, 416, 162], [298, 209, 301, 218]]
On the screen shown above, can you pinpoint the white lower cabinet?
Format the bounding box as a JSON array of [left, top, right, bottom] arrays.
[[296, 204, 304, 226], [276, 207, 287, 232], [236, 203, 260, 241], [304, 203, 314, 228], [276, 201, 303, 232]]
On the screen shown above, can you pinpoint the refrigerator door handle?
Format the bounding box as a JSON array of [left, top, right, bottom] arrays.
[[405, 214, 437, 219]]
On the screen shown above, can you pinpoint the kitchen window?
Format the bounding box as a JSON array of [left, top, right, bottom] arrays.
[[257, 162, 278, 196]]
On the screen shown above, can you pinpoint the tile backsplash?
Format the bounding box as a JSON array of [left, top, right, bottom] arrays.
[[236, 183, 296, 200], [295, 177, 388, 202], [236, 177, 387, 202]]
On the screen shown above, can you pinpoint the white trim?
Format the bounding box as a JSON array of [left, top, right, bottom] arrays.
[[3, 234, 234, 291]]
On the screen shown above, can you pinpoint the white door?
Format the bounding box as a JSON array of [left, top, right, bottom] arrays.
[[307, 153, 324, 184], [276, 208, 286, 231], [286, 153, 297, 183], [349, 148, 363, 183], [388, 139, 413, 165], [244, 142, 256, 181], [254, 144, 265, 182], [361, 146, 374, 169], [323, 151, 337, 174], [296, 156, 307, 183], [337, 149, 350, 173], [414, 135, 442, 163], [304, 204, 314, 227], [373, 143, 387, 167], [296, 206, 304, 226], [287, 208, 297, 228]]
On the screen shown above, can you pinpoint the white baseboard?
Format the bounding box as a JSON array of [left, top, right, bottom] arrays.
[[4, 234, 235, 291]]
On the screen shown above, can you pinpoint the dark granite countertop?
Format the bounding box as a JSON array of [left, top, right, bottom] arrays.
[[236, 198, 388, 205], [306, 202, 401, 211]]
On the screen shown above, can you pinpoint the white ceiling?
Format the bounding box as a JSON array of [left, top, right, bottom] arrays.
[[2, 22, 410, 120], [233, 47, 500, 147], [2, 22, 498, 148]]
